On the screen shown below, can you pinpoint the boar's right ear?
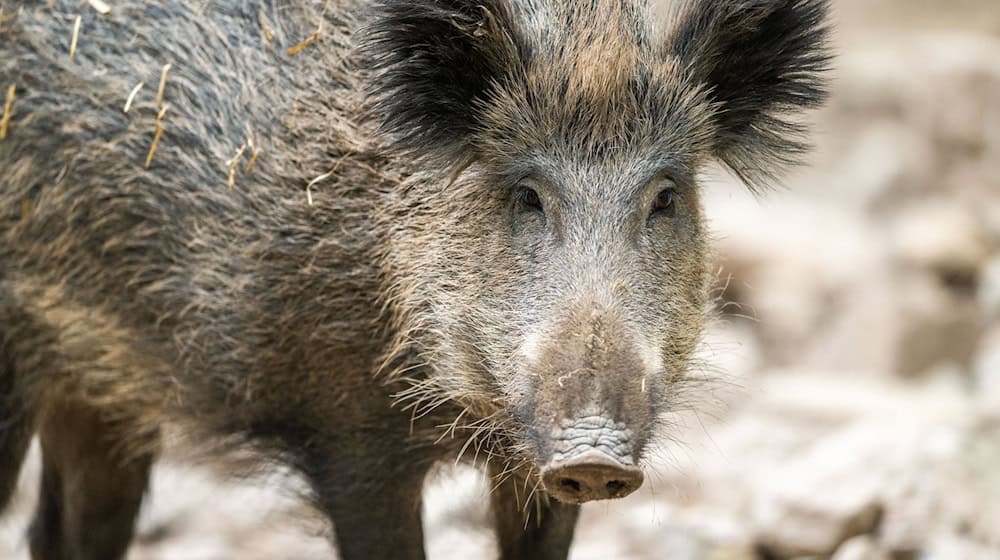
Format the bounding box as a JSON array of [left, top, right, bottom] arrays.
[[670, 0, 832, 191], [361, 0, 523, 163]]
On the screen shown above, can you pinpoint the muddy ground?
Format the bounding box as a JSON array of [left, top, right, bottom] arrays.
[[2, 0, 999, 558]]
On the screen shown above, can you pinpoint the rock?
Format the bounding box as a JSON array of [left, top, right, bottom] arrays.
[[572, 484, 759, 560], [829, 33, 1000, 211], [980, 257, 1000, 318], [753, 478, 881, 559], [799, 264, 899, 376], [876, 441, 953, 555], [831, 536, 891, 560], [973, 327, 1000, 406], [748, 374, 969, 560], [889, 199, 991, 285], [703, 183, 890, 372], [751, 421, 890, 558], [923, 534, 1000, 560], [891, 273, 982, 376], [944, 418, 1000, 549]]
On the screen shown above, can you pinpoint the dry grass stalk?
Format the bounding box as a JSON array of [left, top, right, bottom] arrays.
[[304, 155, 347, 206], [261, 24, 275, 43], [0, 84, 15, 140], [287, 0, 330, 56], [259, 9, 275, 43], [245, 136, 260, 173], [145, 130, 165, 169], [69, 15, 81, 61], [227, 143, 247, 190], [155, 63, 171, 108], [20, 198, 30, 222], [145, 105, 168, 169], [123, 81, 144, 113], [305, 169, 332, 206], [286, 31, 318, 56]]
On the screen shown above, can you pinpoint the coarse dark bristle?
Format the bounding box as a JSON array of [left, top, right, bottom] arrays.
[[671, 0, 833, 190], [361, 0, 525, 163]]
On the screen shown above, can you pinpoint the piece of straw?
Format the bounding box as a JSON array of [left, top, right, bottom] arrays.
[[245, 136, 260, 173], [123, 81, 144, 113], [287, 0, 330, 56], [304, 156, 346, 206], [145, 105, 168, 169], [259, 10, 275, 43], [69, 15, 81, 61], [227, 144, 247, 189], [155, 63, 171, 108], [145, 126, 164, 168], [0, 84, 14, 140], [305, 169, 333, 206], [287, 31, 318, 56]]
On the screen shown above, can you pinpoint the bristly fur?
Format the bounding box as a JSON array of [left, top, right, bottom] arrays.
[[361, 0, 527, 163], [364, 0, 831, 190], [0, 1, 832, 558], [669, 0, 833, 190]]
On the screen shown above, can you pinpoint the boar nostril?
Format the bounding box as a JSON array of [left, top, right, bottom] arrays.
[[606, 480, 627, 494], [541, 450, 643, 504], [559, 478, 581, 493]]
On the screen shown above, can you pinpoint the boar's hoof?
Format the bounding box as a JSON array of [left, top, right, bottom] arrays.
[[541, 450, 643, 504]]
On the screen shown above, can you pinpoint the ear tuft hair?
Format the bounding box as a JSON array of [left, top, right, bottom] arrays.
[[361, 0, 523, 163], [671, 0, 832, 190]]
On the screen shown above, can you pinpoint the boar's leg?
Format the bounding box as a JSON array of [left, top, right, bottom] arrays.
[[304, 438, 431, 560], [0, 296, 40, 512], [0, 396, 32, 513], [29, 398, 156, 560], [490, 469, 580, 560], [0, 351, 33, 512]]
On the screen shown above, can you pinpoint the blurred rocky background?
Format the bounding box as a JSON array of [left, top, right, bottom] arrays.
[[2, 0, 999, 558]]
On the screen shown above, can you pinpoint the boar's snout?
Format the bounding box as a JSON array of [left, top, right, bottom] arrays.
[[540, 415, 643, 503], [541, 450, 643, 503], [518, 299, 657, 503]]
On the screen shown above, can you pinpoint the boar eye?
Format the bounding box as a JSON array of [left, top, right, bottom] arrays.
[[515, 185, 544, 215], [649, 183, 677, 220]]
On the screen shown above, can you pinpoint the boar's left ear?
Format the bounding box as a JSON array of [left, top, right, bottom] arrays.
[[361, 0, 524, 163], [671, 0, 832, 190]]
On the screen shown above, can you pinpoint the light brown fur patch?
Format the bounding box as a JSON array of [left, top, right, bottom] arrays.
[[563, 6, 639, 104], [9, 277, 172, 448]]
